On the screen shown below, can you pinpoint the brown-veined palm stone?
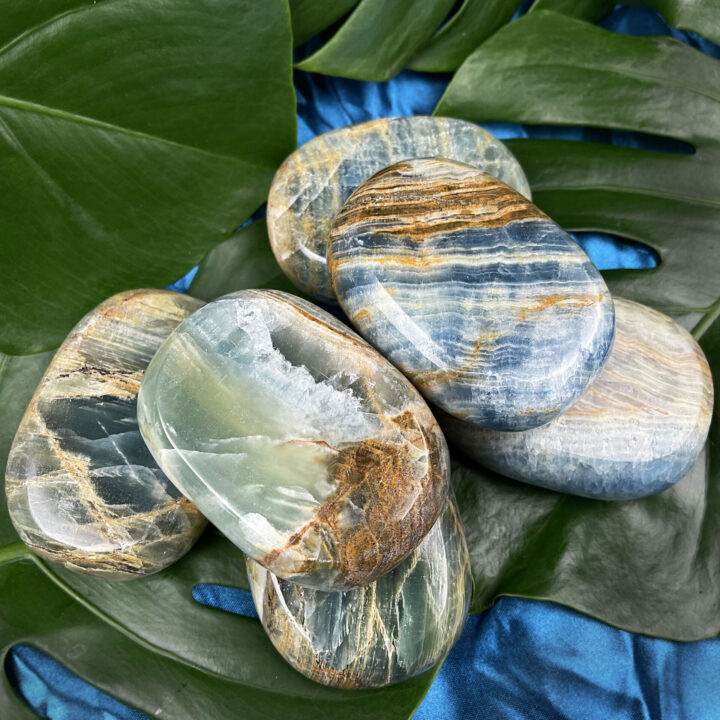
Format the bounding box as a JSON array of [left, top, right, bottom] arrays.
[[267, 116, 531, 301], [328, 158, 615, 431], [442, 298, 713, 499], [247, 496, 471, 689], [5, 290, 207, 578], [137, 289, 449, 591]]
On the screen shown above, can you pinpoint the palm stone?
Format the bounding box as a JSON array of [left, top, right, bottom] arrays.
[[137, 289, 449, 591], [247, 496, 471, 689], [5, 290, 207, 578], [328, 158, 615, 431], [267, 116, 531, 301], [442, 298, 713, 499]]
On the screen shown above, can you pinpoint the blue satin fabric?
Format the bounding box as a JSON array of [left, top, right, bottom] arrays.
[[7, 5, 717, 719]]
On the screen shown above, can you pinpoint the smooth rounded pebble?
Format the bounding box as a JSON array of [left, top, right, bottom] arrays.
[[267, 116, 531, 301], [247, 496, 472, 689], [138, 289, 449, 591], [442, 298, 714, 499], [5, 290, 207, 579], [328, 158, 615, 431]]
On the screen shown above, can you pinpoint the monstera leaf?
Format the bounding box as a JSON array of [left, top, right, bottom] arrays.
[[437, 10, 720, 326], [290, 0, 720, 77], [0, 0, 297, 355]]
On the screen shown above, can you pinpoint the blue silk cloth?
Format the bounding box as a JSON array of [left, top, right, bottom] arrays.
[[7, 5, 720, 719]]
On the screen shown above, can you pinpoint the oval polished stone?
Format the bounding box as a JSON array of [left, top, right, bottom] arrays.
[[247, 496, 471, 689], [137, 289, 449, 590], [328, 158, 615, 431], [442, 298, 714, 500], [5, 290, 207, 579], [267, 116, 531, 301]]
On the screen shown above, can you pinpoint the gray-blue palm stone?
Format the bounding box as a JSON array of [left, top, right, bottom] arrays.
[[5, 290, 207, 578], [441, 298, 714, 500], [267, 116, 531, 301], [328, 158, 615, 431], [247, 496, 471, 689]]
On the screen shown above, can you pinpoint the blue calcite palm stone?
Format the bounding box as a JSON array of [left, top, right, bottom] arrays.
[[137, 289, 449, 591], [267, 116, 531, 301], [443, 298, 714, 500], [247, 497, 471, 689], [328, 158, 615, 431], [5, 290, 207, 578]]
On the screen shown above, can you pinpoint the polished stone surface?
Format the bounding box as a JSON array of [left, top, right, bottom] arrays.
[[328, 158, 615, 431], [443, 298, 714, 499], [247, 496, 471, 688], [267, 116, 531, 301], [5, 290, 207, 578], [138, 289, 449, 590]]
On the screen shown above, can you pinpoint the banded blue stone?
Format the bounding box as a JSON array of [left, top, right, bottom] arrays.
[[441, 298, 714, 500], [328, 158, 615, 431]]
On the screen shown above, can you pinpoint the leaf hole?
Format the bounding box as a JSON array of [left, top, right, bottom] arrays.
[[165, 265, 199, 293], [570, 232, 659, 271], [5, 644, 148, 719], [191, 584, 258, 619], [485, 123, 695, 155]]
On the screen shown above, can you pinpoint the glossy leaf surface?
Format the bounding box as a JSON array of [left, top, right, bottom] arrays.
[[410, 0, 525, 72], [0, 0, 297, 354], [296, 0, 456, 81], [289, 0, 360, 45]]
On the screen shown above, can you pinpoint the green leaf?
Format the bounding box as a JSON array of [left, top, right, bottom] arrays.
[[0, 0, 297, 355], [437, 11, 720, 143], [453, 300, 720, 640], [295, 0, 456, 81], [0, 543, 439, 718], [532, 0, 720, 44], [189, 220, 304, 302], [436, 11, 720, 322], [0, 364, 439, 717], [504, 140, 720, 325], [289, 0, 361, 46], [410, 0, 525, 72], [530, 0, 614, 22]]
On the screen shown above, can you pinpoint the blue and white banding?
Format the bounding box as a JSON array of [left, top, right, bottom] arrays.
[[328, 158, 615, 431], [441, 298, 714, 500]]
